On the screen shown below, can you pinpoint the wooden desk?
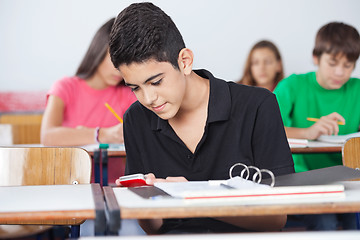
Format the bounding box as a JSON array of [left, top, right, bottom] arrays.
[[291, 145, 342, 153], [103, 181, 360, 233], [0, 113, 43, 144], [291, 141, 342, 154], [0, 184, 106, 236], [78, 231, 360, 240]]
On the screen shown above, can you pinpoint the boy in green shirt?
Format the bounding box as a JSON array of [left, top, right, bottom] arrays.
[[274, 22, 360, 230]]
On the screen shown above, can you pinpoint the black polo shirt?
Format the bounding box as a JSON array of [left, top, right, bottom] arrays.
[[123, 69, 294, 233], [124, 69, 294, 180]]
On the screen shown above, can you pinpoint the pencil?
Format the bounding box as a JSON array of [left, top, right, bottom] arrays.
[[105, 102, 123, 123], [306, 117, 345, 125]]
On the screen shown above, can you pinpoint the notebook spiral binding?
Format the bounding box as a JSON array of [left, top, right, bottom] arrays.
[[229, 163, 275, 187]]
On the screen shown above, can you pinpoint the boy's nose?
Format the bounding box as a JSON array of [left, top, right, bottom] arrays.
[[143, 89, 157, 105], [334, 66, 345, 76]]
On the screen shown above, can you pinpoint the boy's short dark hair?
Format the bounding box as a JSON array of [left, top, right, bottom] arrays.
[[313, 22, 360, 62], [109, 2, 186, 70]]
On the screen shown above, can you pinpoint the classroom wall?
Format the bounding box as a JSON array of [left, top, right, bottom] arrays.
[[1, 0, 360, 92]]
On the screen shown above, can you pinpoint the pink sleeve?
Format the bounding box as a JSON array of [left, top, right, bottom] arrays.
[[46, 77, 74, 106], [120, 86, 137, 110]]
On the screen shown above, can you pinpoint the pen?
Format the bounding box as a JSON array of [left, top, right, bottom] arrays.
[[105, 102, 123, 123], [150, 195, 177, 200], [306, 117, 345, 125]]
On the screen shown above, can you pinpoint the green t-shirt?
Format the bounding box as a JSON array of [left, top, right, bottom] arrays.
[[274, 72, 360, 172]]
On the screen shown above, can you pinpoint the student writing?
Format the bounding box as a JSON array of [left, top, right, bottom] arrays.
[[274, 21, 360, 230], [41, 18, 136, 146]]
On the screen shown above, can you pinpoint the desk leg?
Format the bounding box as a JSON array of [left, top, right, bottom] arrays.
[[102, 149, 108, 186], [70, 225, 80, 238], [93, 149, 109, 187], [93, 150, 100, 184]]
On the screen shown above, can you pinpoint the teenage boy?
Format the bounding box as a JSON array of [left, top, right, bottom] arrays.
[[274, 22, 360, 230], [110, 2, 294, 234]]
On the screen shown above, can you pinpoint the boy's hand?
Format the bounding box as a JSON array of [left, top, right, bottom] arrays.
[[115, 173, 188, 186], [305, 112, 345, 140], [144, 173, 188, 185]]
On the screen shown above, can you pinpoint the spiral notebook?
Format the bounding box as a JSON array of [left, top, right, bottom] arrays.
[[128, 164, 355, 202]]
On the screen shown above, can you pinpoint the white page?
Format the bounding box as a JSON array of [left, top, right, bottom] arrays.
[[154, 181, 226, 198], [317, 132, 360, 144], [154, 178, 270, 198]]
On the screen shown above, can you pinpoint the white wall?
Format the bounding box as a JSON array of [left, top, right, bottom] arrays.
[[1, 0, 360, 91]]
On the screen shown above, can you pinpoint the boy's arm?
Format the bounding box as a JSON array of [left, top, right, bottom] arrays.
[[211, 93, 288, 232], [216, 215, 287, 231], [138, 219, 163, 235], [251, 93, 294, 176], [136, 174, 188, 234], [137, 176, 287, 233], [285, 112, 345, 140], [138, 216, 287, 234]]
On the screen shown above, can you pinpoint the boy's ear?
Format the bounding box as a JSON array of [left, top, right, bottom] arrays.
[[313, 55, 320, 65], [178, 48, 193, 75]]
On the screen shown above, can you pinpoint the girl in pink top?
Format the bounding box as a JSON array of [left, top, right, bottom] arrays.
[[237, 40, 284, 92], [41, 18, 136, 146]]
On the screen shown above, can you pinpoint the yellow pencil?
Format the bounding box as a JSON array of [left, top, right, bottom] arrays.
[[306, 117, 345, 125], [105, 102, 123, 123]]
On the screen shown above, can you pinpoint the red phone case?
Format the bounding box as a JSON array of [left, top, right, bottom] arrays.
[[120, 178, 147, 187]]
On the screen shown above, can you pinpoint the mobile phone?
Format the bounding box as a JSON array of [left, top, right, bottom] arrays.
[[119, 173, 147, 187]]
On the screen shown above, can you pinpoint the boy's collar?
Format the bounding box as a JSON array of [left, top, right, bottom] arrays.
[[196, 69, 231, 123]]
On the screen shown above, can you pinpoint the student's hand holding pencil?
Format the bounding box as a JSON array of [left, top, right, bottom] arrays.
[[305, 112, 345, 140], [96, 123, 124, 143], [75, 124, 124, 144], [91, 102, 124, 144]]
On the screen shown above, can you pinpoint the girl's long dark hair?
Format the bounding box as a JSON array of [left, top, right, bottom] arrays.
[[76, 18, 115, 80]]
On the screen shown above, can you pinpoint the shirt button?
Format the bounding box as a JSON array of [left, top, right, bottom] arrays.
[[187, 155, 192, 159]]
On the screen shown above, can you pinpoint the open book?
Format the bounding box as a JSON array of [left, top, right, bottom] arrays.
[[317, 132, 360, 144], [128, 165, 360, 203], [150, 164, 356, 203], [154, 178, 344, 203]]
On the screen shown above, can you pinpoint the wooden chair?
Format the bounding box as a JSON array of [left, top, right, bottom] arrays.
[[342, 137, 360, 171], [0, 147, 92, 239], [342, 137, 360, 229], [0, 113, 43, 144]]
